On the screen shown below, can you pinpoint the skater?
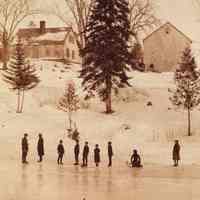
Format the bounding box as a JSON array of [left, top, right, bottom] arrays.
[[37, 133, 44, 162], [82, 141, 89, 167], [131, 149, 142, 168], [57, 140, 65, 165], [22, 133, 29, 164], [108, 141, 113, 167], [172, 140, 180, 167], [94, 144, 100, 167], [74, 140, 80, 165]]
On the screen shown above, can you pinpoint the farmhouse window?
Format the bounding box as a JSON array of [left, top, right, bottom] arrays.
[[72, 50, 75, 59], [66, 48, 70, 58], [55, 50, 60, 57], [46, 48, 50, 57], [69, 35, 74, 44]]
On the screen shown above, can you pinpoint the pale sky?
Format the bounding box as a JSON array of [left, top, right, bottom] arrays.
[[22, 0, 200, 42]]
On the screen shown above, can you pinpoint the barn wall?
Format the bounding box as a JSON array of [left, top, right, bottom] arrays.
[[143, 24, 191, 72]]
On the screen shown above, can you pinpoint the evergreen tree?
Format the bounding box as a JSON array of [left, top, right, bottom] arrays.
[[80, 0, 132, 114], [58, 81, 80, 131], [131, 43, 143, 61], [130, 42, 145, 71], [2, 39, 40, 113], [170, 47, 200, 136]]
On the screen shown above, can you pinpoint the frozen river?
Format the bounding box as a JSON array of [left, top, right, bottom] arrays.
[[1, 160, 200, 200]]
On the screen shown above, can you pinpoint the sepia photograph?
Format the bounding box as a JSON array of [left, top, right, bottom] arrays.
[[0, 0, 200, 199]]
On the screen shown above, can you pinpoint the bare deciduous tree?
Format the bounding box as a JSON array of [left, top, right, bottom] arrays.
[[0, 0, 37, 69], [52, 0, 93, 67], [51, 0, 159, 65], [129, 0, 160, 44]]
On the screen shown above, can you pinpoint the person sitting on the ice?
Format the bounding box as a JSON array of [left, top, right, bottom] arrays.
[[131, 149, 142, 167]]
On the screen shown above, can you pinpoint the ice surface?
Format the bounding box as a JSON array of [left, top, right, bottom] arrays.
[[1, 160, 200, 200]]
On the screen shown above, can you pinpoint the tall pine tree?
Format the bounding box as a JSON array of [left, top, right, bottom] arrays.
[[2, 39, 40, 113], [80, 0, 132, 113], [170, 47, 200, 136]]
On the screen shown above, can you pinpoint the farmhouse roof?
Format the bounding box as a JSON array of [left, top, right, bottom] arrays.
[[33, 31, 68, 42], [18, 27, 71, 39]]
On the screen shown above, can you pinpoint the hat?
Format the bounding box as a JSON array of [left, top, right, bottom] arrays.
[[24, 133, 28, 137], [133, 149, 137, 153]]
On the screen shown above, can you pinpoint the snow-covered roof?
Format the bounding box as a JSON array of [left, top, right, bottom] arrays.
[[33, 31, 67, 42], [143, 22, 192, 43], [18, 27, 71, 38]]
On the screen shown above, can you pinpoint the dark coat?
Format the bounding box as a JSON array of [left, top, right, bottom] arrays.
[[83, 145, 89, 157], [37, 138, 44, 156], [131, 153, 141, 165], [173, 143, 180, 160], [94, 147, 100, 163], [108, 145, 113, 157], [57, 144, 65, 155], [22, 137, 28, 153], [74, 144, 80, 155]]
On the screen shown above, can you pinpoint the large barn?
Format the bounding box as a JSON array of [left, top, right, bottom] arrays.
[[17, 21, 81, 64], [143, 22, 192, 72]]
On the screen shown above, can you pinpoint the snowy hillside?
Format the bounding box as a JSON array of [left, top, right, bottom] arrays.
[[1, 60, 200, 167]]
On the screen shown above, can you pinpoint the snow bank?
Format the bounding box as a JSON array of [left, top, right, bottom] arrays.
[[1, 60, 200, 166]]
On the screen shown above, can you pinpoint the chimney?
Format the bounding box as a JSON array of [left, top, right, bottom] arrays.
[[40, 21, 46, 34]]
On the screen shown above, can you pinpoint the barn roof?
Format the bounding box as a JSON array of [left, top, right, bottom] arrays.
[[143, 22, 192, 43]]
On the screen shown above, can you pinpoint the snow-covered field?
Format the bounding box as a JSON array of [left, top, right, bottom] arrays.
[[1, 60, 200, 199]]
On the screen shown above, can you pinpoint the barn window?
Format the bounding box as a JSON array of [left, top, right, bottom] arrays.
[[72, 50, 75, 59], [165, 26, 171, 34], [66, 48, 70, 58]]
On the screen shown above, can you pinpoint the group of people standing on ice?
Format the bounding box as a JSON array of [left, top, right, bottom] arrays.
[[21, 133, 114, 167], [21, 133, 181, 167]]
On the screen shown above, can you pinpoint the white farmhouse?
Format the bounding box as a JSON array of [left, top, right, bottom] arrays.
[[17, 21, 81, 64]]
